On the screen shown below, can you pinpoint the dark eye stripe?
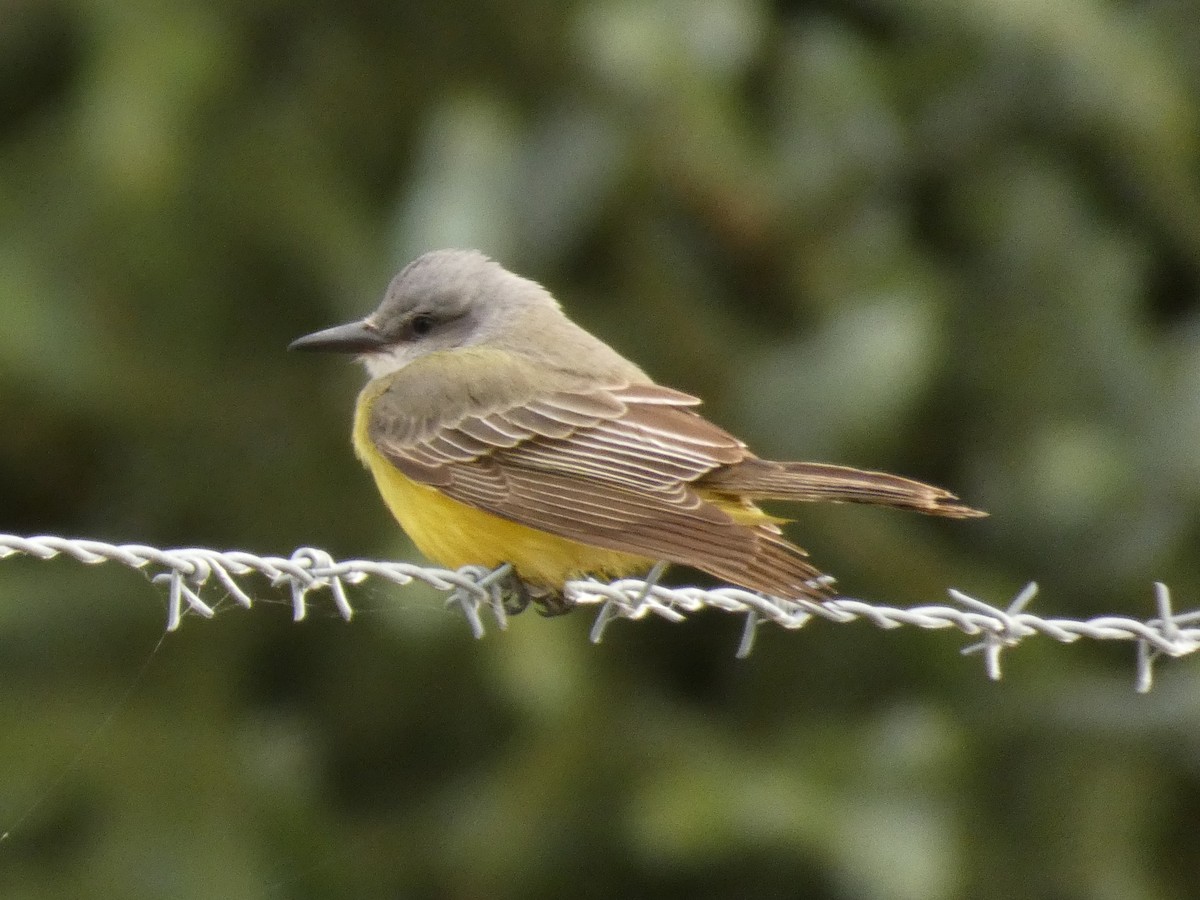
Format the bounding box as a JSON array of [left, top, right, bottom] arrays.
[[410, 313, 435, 337]]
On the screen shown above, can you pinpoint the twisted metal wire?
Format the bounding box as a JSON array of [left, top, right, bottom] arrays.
[[1, 533, 1196, 692]]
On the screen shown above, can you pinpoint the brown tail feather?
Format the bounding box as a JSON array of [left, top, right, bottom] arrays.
[[701, 459, 986, 519]]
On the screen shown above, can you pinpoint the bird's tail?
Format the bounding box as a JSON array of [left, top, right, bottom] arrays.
[[702, 460, 986, 519]]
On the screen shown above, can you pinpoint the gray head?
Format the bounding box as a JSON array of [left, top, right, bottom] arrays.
[[289, 249, 563, 378]]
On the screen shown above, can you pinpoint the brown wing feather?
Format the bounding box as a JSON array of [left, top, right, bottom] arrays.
[[368, 380, 833, 598]]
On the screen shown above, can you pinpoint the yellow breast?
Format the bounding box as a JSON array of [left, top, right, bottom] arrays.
[[351, 385, 653, 587]]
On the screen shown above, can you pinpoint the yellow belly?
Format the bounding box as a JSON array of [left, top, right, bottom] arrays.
[[352, 401, 653, 587]]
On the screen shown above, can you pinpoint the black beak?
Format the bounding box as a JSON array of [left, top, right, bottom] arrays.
[[288, 320, 388, 353]]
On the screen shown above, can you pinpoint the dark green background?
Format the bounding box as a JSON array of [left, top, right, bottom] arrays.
[[2, 1, 1199, 897]]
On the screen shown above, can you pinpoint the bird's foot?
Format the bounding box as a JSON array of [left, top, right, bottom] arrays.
[[461, 564, 578, 618], [531, 589, 573, 617], [498, 574, 533, 616], [469, 564, 559, 617]]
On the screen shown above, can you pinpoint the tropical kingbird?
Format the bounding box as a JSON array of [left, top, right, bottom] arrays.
[[291, 249, 982, 609]]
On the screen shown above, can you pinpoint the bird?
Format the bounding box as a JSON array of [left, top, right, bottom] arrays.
[[290, 249, 983, 612]]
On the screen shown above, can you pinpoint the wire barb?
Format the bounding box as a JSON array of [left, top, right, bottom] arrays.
[[444, 564, 513, 638], [2, 533, 1198, 691], [953, 582, 1040, 682]]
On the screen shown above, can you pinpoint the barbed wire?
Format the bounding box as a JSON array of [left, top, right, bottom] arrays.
[[0, 533, 1195, 692]]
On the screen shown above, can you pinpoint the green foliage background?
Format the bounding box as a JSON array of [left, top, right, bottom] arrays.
[[2, 0, 1199, 897]]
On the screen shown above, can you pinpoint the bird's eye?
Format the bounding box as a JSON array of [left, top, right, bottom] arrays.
[[410, 313, 435, 337]]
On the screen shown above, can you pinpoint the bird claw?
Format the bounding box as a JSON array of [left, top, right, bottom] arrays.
[[532, 591, 573, 617], [500, 577, 533, 616]]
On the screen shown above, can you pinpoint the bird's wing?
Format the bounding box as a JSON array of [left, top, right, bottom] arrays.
[[366, 373, 828, 596]]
